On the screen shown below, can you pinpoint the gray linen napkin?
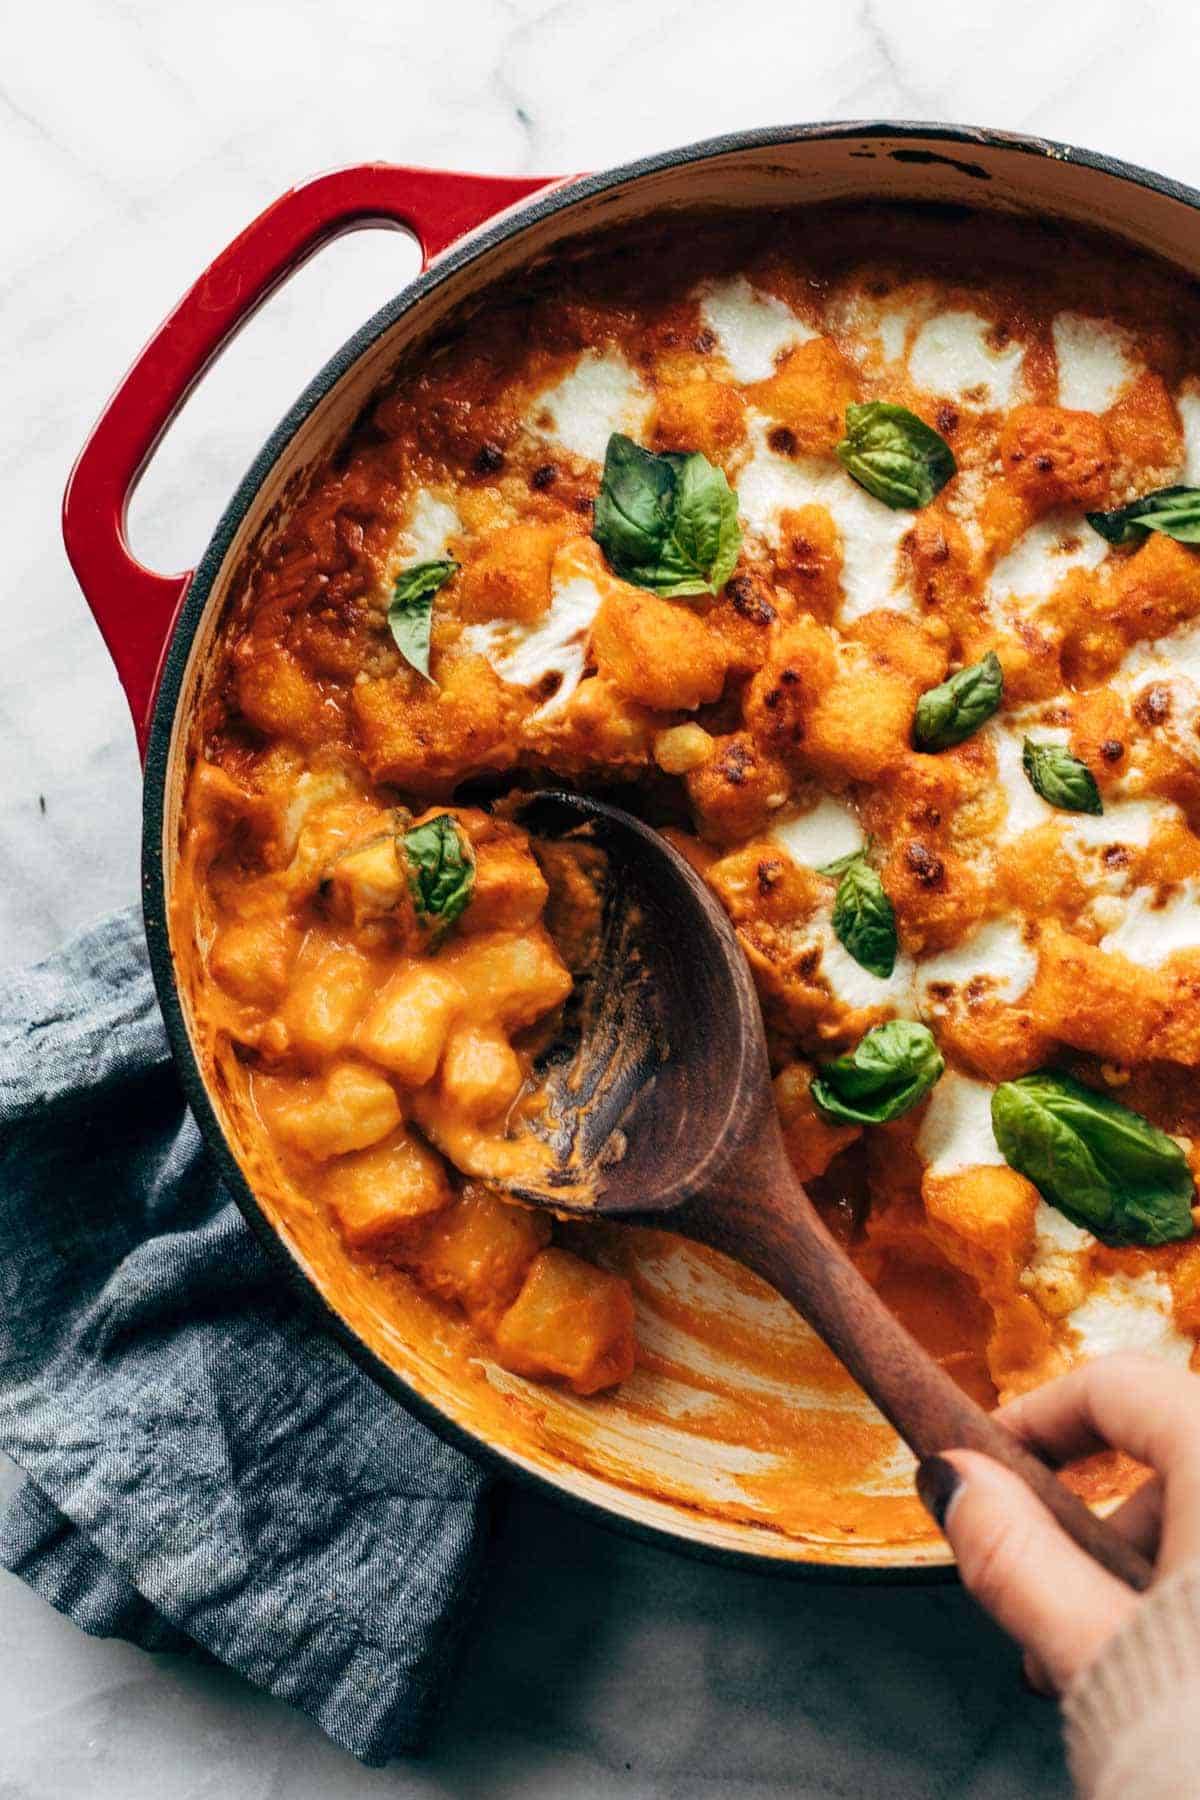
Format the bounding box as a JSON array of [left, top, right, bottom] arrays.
[[0, 907, 491, 1764]]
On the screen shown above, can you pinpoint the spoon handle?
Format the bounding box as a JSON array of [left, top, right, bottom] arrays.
[[689, 1161, 1153, 1591]]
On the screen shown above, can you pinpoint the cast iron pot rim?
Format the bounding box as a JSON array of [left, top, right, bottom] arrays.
[[142, 117, 1200, 1582]]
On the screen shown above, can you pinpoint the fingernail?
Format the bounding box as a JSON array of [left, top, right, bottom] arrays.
[[916, 1454, 962, 1531]]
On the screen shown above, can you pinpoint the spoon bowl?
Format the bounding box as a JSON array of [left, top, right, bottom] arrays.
[[512, 790, 770, 1219]]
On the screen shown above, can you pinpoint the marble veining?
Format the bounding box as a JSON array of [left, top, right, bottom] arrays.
[[8, 0, 1200, 1789]]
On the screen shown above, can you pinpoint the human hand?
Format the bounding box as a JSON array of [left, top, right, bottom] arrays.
[[916, 1353, 1200, 1696]]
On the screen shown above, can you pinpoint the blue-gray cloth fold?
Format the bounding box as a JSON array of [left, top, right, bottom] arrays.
[[0, 906, 491, 1764]]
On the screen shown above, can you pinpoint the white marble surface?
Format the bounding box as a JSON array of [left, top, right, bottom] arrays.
[[7, 0, 1200, 1790]]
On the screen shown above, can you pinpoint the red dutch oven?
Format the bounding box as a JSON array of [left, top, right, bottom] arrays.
[[62, 124, 1200, 1577]]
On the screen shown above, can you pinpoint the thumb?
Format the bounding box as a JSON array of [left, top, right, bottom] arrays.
[[918, 1451, 1138, 1692]]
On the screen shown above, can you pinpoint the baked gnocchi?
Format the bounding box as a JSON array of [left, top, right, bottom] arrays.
[[176, 206, 1200, 1418]]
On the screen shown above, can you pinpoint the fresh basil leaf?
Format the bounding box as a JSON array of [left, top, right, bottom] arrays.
[[992, 1071, 1195, 1247], [387, 560, 458, 680], [1087, 485, 1200, 548], [913, 652, 1004, 752], [836, 402, 957, 511], [669, 447, 743, 593], [831, 856, 897, 979], [592, 434, 742, 598], [593, 435, 676, 575], [811, 1020, 944, 1126], [402, 814, 475, 934], [1022, 738, 1103, 816]]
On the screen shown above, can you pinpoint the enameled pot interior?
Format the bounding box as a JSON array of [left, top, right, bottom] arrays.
[[148, 127, 1200, 1574]]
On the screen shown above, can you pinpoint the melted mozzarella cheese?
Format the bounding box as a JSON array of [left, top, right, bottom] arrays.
[[1033, 1199, 1094, 1257], [1179, 383, 1200, 483], [877, 305, 915, 363], [808, 917, 916, 1013], [1068, 1272, 1192, 1365], [917, 1073, 1005, 1177], [1115, 620, 1200, 769], [825, 288, 918, 366], [1121, 618, 1200, 692], [527, 350, 649, 464], [737, 421, 916, 623], [697, 276, 817, 382], [942, 458, 987, 553], [1021, 1199, 1094, 1315], [1061, 799, 1182, 899], [398, 490, 461, 566], [1064, 800, 1165, 856], [462, 550, 603, 718], [986, 719, 1059, 838], [1022, 1213, 1192, 1364], [770, 795, 864, 868], [1100, 880, 1200, 968], [986, 511, 1108, 622], [917, 917, 1037, 1011], [907, 310, 1023, 409], [1053, 312, 1138, 413], [281, 768, 355, 860]]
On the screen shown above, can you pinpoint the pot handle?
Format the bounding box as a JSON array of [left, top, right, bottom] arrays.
[[63, 163, 560, 758]]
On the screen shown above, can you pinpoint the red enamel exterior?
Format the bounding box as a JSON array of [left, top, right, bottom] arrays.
[[61, 164, 558, 758]]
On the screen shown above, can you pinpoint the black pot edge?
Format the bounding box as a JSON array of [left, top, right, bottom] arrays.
[[142, 117, 1198, 1583]]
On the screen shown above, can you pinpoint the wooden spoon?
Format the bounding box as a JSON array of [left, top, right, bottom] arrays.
[[510, 789, 1152, 1590]]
